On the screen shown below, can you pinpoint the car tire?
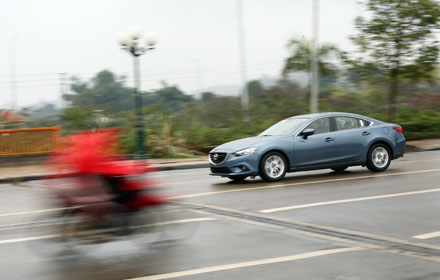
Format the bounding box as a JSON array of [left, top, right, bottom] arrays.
[[331, 166, 348, 172], [259, 151, 287, 182], [228, 175, 247, 182], [366, 143, 391, 172]]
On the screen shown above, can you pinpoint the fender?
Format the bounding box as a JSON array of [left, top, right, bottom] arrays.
[[257, 146, 292, 170], [365, 137, 394, 162]]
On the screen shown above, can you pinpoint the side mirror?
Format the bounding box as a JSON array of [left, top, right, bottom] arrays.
[[301, 128, 315, 139]]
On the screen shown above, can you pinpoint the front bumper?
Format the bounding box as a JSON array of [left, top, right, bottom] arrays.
[[209, 152, 260, 177]]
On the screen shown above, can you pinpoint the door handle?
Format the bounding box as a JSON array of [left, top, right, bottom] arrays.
[[325, 137, 334, 142], [362, 131, 370, 136]]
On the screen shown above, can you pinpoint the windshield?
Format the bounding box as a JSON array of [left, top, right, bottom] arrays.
[[259, 118, 309, 136]]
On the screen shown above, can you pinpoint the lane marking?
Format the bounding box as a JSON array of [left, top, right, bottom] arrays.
[[0, 194, 49, 203], [396, 158, 440, 164], [151, 156, 440, 178], [157, 157, 440, 178], [0, 156, 438, 188], [0, 217, 215, 244], [171, 168, 440, 199], [188, 202, 440, 263], [189, 202, 440, 251], [167, 178, 220, 185], [261, 188, 440, 213], [128, 247, 364, 280], [1, 169, 439, 217], [0, 217, 216, 232], [0, 201, 213, 219], [0, 207, 70, 217], [163, 159, 440, 185], [413, 231, 440, 240], [0, 234, 59, 244], [97, 162, 440, 188], [153, 170, 209, 177], [141, 217, 216, 227]]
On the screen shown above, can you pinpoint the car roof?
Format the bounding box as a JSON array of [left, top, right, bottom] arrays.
[[290, 112, 382, 123], [291, 112, 367, 119]]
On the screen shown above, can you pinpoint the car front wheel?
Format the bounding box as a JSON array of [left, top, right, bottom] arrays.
[[259, 152, 287, 182], [366, 144, 391, 172]]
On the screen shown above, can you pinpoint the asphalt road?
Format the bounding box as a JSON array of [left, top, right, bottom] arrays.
[[0, 151, 439, 280]]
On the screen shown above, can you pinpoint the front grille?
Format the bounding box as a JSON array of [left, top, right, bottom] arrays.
[[210, 167, 231, 173], [209, 152, 227, 164]]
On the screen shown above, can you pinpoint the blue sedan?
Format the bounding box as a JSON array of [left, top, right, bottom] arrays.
[[209, 112, 405, 182]]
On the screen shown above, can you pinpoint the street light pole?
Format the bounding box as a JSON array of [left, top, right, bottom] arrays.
[[118, 26, 157, 159], [132, 54, 145, 159]]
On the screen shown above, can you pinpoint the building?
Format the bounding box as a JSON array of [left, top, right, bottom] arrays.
[[0, 110, 27, 129]]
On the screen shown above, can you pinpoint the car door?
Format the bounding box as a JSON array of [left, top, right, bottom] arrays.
[[333, 116, 372, 163], [293, 117, 337, 167]]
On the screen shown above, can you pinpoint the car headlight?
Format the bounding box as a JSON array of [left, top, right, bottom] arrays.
[[233, 147, 259, 157]]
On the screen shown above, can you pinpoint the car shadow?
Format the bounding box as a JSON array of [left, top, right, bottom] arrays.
[[210, 167, 400, 188]]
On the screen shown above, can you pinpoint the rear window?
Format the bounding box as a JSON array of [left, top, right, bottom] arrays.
[[335, 117, 359, 130]]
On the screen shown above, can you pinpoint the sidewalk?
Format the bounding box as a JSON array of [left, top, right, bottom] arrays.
[[1, 139, 439, 184], [405, 139, 440, 152]]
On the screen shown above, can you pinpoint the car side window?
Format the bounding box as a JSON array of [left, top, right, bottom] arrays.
[[303, 118, 330, 135], [335, 117, 360, 131]]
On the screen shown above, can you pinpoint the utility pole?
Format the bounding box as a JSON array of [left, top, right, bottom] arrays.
[[236, 0, 249, 120], [190, 58, 204, 99], [310, 0, 319, 114], [9, 35, 18, 111], [59, 73, 67, 108]]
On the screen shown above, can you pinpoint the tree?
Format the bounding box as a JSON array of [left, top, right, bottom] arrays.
[[350, 0, 440, 121], [59, 107, 98, 132], [63, 70, 133, 112], [153, 84, 194, 113], [282, 38, 342, 82], [201, 92, 216, 101], [247, 80, 264, 97]]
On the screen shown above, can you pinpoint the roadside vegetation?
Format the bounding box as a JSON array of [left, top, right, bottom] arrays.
[[20, 0, 440, 157]]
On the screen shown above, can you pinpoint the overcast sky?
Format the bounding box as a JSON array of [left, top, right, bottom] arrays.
[[0, 0, 363, 109]]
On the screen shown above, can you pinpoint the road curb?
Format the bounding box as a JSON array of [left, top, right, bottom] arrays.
[[0, 162, 210, 184], [0, 175, 48, 184]]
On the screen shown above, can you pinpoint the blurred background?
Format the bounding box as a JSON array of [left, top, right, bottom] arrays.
[[1, 0, 439, 158]]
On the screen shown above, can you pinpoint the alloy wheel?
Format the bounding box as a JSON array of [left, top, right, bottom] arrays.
[[264, 155, 285, 179], [372, 146, 389, 168]]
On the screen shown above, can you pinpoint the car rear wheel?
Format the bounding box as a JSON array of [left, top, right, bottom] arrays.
[[366, 143, 391, 172], [228, 175, 247, 182], [331, 166, 348, 172], [259, 152, 287, 182]]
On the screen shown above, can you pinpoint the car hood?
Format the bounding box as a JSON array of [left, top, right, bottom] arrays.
[[211, 136, 281, 153]]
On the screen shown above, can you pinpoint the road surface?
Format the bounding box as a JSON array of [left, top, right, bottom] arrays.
[[0, 151, 439, 279]]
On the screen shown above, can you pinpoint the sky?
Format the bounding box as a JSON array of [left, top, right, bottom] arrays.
[[0, 0, 363, 109]]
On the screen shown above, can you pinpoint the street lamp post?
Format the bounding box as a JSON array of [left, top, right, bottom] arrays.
[[118, 26, 157, 159]]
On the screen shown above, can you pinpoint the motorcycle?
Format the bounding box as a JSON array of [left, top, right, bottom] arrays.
[[25, 129, 195, 256]]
